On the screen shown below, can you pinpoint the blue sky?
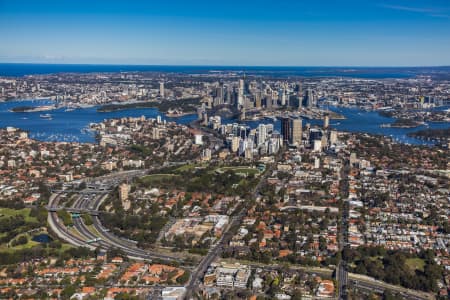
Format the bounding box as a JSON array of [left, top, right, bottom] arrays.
[[0, 0, 449, 66]]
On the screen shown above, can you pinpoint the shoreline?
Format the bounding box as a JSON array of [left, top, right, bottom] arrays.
[[1, 99, 448, 146]]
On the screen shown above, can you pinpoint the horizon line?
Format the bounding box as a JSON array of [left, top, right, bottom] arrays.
[[1, 61, 449, 69]]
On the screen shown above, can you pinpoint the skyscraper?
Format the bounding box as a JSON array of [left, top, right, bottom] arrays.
[[159, 81, 165, 98], [265, 95, 272, 109], [238, 79, 245, 107], [329, 130, 338, 144], [255, 91, 262, 108], [306, 89, 317, 108], [323, 114, 330, 129], [197, 106, 204, 121], [280, 117, 291, 144], [225, 85, 231, 104], [297, 82, 303, 110], [257, 124, 267, 145], [291, 118, 302, 146], [272, 90, 278, 108], [216, 82, 224, 105], [280, 88, 286, 106]]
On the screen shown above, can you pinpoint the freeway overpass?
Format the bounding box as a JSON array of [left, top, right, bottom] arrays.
[[46, 206, 101, 216], [47, 186, 185, 263]]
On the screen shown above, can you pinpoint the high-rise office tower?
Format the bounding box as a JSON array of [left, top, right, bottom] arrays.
[[231, 136, 240, 153], [291, 118, 302, 146], [306, 89, 315, 108], [323, 114, 330, 129], [280, 117, 291, 144], [197, 106, 204, 121], [305, 123, 311, 141], [225, 85, 231, 104], [278, 89, 284, 106], [297, 82, 303, 109], [272, 90, 278, 108], [216, 82, 224, 105], [329, 130, 338, 144], [281, 88, 287, 106], [321, 135, 328, 150], [255, 92, 262, 108], [257, 124, 267, 145], [238, 79, 245, 107], [159, 81, 165, 98], [232, 87, 238, 106], [265, 95, 272, 109]]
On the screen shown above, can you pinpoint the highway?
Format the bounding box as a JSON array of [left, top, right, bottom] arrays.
[[50, 189, 186, 262], [348, 275, 434, 300], [47, 170, 186, 263], [47, 194, 97, 250]]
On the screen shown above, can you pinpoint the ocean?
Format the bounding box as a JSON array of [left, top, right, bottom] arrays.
[[2, 63, 449, 78]]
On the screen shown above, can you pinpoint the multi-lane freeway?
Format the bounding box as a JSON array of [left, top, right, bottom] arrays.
[[47, 171, 186, 263], [49, 190, 186, 263]]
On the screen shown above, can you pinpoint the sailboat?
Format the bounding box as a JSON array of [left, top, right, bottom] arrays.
[[40, 113, 52, 120]]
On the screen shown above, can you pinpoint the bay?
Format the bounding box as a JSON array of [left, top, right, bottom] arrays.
[[0, 99, 448, 145]]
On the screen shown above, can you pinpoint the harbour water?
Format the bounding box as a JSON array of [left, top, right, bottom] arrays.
[[0, 99, 448, 145]]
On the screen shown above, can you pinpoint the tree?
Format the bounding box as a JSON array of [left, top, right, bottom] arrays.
[[383, 290, 396, 300], [12, 235, 28, 246], [176, 270, 190, 284], [319, 236, 327, 251], [61, 284, 77, 299]]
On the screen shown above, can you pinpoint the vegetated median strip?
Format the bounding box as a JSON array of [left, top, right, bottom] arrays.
[[86, 225, 102, 238], [68, 227, 85, 241]]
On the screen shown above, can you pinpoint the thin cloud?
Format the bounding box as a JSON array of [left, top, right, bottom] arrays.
[[380, 3, 450, 18], [428, 13, 450, 19]]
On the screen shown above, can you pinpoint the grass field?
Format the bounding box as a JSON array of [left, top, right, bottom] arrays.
[[174, 164, 197, 172], [0, 232, 40, 252], [140, 174, 180, 185], [216, 166, 261, 176], [174, 163, 210, 173], [0, 208, 37, 223], [405, 257, 425, 272], [0, 235, 73, 253], [0, 208, 76, 254]]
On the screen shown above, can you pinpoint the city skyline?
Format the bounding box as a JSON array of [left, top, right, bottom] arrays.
[[1, 0, 450, 66], [0, 10, 449, 296]]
